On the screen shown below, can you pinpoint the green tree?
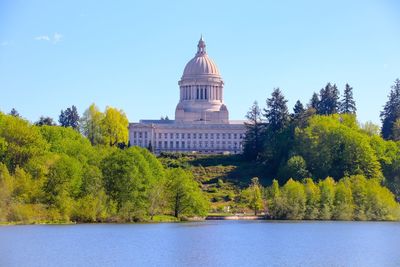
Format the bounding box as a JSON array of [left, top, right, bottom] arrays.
[[35, 116, 57, 126], [59, 105, 80, 130], [381, 79, 400, 140], [167, 168, 209, 218], [80, 104, 104, 145], [0, 113, 48, 171], [101, 106, 129, 147], [281, 179, 306, 219], [263, 88, 290, 132], [340, 84, 356, 114], [280, 155, 310, 181], [308, 92, 319, 110], [303, 178, 320, 220], [243, 101, 264, 160], [265, 180, 284, 219], [318, 177, 335, 220], [332, 179, 354, 220], [241, 177, 264, 215], [317, 83, 340, 115]]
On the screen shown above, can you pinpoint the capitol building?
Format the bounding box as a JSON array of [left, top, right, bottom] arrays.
[[129, 37, 246, 154]]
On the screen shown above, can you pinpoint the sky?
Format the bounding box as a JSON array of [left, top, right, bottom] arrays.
[[0, 0, 399, 125]]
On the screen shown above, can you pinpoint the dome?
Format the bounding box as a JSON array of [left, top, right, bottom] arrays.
[[182, 37, 221, 79]]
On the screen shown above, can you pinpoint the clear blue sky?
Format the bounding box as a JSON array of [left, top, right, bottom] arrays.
[[1, 0, 399, 125]]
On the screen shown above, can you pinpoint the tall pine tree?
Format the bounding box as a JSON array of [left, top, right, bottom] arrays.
[[381, 79, 400, 140], [308, 92, 319, 110], [59, 105, 80, 130], [340, 83, 356, 114], [243, 101, 264, 160], [263, 88, 290, 132], [317, 83, 340, 115]]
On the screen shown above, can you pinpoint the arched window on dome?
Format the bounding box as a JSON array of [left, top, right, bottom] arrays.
[[196, 88, 199, 99]]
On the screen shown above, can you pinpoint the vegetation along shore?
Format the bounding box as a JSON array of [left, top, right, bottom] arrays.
[[1, 80, 400, 224]]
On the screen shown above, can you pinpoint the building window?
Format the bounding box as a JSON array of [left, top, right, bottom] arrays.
[[234, 133, 237, 139], [139, 132, 142, 138], [145, 132, 148, 138], [211, 133, 214, 139], [205, 133, 208, 139], [217, 133, 220, 139], [176, 133, 179, 139], [134, 131, 137, 138], [176, 141, 179, 148], [181, 133, 185, 139], [182, 141, 185, 148], [170, 133, 173, 139], [170, 141, 173, 148], [164, 133, 168, 139], [188, 133, 191, 139], [222, 133, 226, 139], [199, 133, 202, 139], [197, 88, 199, 99], [159, 133, 162, 139], [158, 141, 162, 148], [228, 133, 231, 139], [193, 133, 197, 139], [164, 141, 168, 148]]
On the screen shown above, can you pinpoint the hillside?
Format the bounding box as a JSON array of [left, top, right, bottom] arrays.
[[159, 153, 270, 213]]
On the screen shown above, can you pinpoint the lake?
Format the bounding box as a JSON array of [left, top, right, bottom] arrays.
[[1, 221, 400, 267]]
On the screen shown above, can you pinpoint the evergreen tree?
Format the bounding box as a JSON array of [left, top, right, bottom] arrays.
[[243, 101, 264, 160], [35, 116, 56, 126], [263, 88, 290, 132], [308, 92, 319, 110], [380, 79, 400, 140], [340, 84, 356, 114], [9, 108, 20, 117], [293, 100, 305, 116], [317, 83, 340, 115], [59, 105, 80, 130]]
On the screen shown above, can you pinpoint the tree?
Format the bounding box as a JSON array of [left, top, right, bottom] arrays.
[[293, 100, 305, 117], [167, 168, 209, 218], [318, 177, 335, 220], [80, 104, 104, 145], [263, 88, 290, 132], [243, 101, 264, 160], [308, 92, 319, 110], [280, 155, 310, 181], [241, 177, 264, 215], [281, 179, 306, 219], [332, 179, 354, 220], [35, 116, 56, 126], [381, 79, 400, 140], [340, 84, 356, 114], [9, 108, 20, 117], [101, 106, 129, 147], [59, 105, 80, 130], [266, 180, 284, 219], [317, 83, 340, 115], [303, 178, 320, 220]]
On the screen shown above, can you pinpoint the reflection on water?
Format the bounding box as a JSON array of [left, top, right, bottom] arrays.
[[1, 221, 400, 267]]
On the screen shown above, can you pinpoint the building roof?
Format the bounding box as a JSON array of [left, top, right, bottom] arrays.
[[181, 36, 221, 79]]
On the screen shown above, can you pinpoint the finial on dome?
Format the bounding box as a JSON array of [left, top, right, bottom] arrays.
[[196, 35, 206, 56]]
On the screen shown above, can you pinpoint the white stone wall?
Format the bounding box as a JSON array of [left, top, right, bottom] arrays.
[[129, 122, 246, 154]]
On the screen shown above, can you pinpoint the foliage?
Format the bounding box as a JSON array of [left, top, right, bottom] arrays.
[[265, 175, 400, 221], [381, 79, 400, 140], [340, 84, 356, 114], [243, 101, 264, 160], [59, 105, 80, 130], [101, 106, 129, 147], [240, 177, 264, 215]]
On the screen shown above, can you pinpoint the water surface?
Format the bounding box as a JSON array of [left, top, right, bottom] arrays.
[[1, 221, 399, 267]]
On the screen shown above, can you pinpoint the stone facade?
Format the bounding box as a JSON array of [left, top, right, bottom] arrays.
[[129, 37, 246, 154]]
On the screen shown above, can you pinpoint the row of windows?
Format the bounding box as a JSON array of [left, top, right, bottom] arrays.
[[133, 140, 242, 149], [133, 131, 244, 140]]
